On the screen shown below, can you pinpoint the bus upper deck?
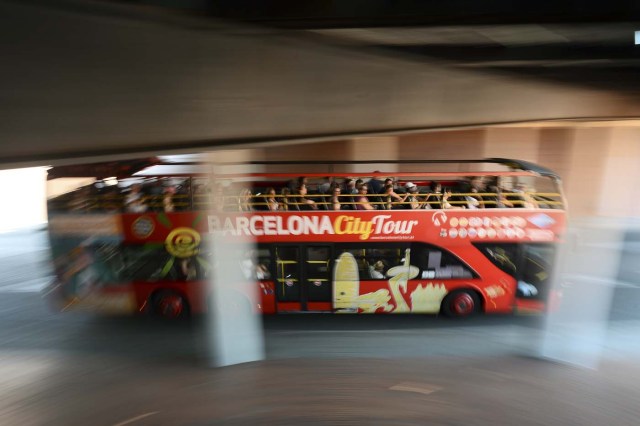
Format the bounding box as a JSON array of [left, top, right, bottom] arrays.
[[46, 158, 565, 214]]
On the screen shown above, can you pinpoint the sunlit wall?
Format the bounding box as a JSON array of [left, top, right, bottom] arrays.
[[0, 167, 47, 233]]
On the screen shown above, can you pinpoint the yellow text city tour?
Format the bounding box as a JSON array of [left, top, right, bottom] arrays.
[[208, 214, 419, 241]]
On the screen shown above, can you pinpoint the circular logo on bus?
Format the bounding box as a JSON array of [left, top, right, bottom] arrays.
[[132, 216, 155, 239], [165, 227, 201, 258]]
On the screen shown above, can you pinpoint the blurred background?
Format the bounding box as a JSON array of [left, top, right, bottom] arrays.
[[1, 1, 640, 425]]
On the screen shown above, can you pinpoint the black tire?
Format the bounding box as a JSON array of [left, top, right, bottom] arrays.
[[150, 290, 190, 319], [441, 289, 481, 318]]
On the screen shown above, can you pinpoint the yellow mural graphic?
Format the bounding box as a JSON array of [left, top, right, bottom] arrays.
[[333, 248, 448, 314], [333, 252, 360, 312], [410, 283, 448, 313], [165, 227, 201, 258]]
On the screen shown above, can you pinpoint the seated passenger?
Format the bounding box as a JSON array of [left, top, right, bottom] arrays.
[[516, 184, 539, 209], [509, 183, 539, 209], [294, 184, 318, 210], [280, 187, 291, 211], [355, 184, 376, 210], [442, 189, 465, 210], [382, 183, 404, 209], [163, 186, 176, 213], [329, 183, 342, 210], [423, 182, 442, 209], [483, 177, 513, 208], [265, 187, 279, 211], [318, 176, 334, 194], [403, 183, 422, 209], [368, 260, 387, 279], [125, 184, 148, 213], [288, 176, 308, 193], [465, 188, 483, 209], [238, 188, 253, 212]]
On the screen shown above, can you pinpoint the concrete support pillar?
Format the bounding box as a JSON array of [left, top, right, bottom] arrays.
[[562, 127, 612, 218], [537, 127, 575, 189], [344, 136, 400, 173], [536, 126, 632, 368], [206, 149, 264, 367], [482, 127, 540, 165], [397, 129, 485, 172], [596, 127, 640, 217]]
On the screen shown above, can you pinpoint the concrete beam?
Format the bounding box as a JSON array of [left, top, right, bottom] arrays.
[[1, 1, 639, 168]]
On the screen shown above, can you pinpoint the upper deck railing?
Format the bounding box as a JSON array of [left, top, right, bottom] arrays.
[[46, 158, 565, 214]]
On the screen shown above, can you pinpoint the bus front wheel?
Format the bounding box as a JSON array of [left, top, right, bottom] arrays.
[[151, 290, 189, 319], [441, 289, 481, 318]]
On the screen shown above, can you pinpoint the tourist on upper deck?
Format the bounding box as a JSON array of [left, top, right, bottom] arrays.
[[280, 187, 292, 211], [403, 182, 422, 209], [465, 176, 485, 209], [368, 172, 386, 194], [382, 183, 404, 209], [484, 177, 513, 208], [318, 176, 334, 194], [442, 189, 465, 210], [294, 184, 318, 210], [265, 187, 279, 211], [238, 188, 253, 212], [163, 186, 176, 212], [423, 182, 442, 209], [329, 183, 343, 210], [355, 184, 376, 210], [343, 178, 357, 195], [512, 183, 539, 209], [125, 184, 148, 213]]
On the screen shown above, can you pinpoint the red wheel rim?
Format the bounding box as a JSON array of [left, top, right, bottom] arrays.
[[450, 293, 475, 316], [158, 295, 184, 318]]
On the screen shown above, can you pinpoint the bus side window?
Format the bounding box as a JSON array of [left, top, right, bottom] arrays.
[[256, 247, 271, 280], [413, 244, 474, 279]]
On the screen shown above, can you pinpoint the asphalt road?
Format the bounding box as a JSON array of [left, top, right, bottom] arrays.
[[1, 228, 640, 425]]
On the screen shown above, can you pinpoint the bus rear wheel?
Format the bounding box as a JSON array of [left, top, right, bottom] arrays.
[[151, 290, 189, 319], [441, 289, 481, 318]]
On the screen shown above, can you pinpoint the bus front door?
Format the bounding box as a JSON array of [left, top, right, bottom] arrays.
[[274, 245, 332, 312]]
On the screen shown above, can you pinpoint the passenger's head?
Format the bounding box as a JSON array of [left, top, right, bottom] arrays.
[[470, 176, 484, 190], [431, 182, 442, 193], [405, 182, 418, 193], [374, 260, 387, 272]]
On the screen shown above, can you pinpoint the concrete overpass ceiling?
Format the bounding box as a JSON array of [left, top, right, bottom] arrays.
[[206, 0, 640, 94], [2, 0, 640, 168]]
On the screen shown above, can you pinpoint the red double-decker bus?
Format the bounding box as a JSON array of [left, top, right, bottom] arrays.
[[44, 158, 566, 319]]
